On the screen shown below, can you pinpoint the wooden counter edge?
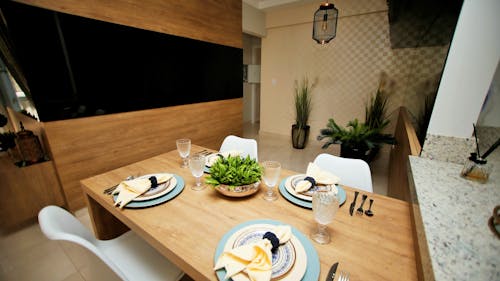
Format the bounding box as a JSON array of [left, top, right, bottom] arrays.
[[407, 160, 436, 281]]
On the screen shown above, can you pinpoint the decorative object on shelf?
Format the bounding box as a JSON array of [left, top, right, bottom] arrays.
[[206, 155, 262, 197], [317, 81, 395, 163], [0, 112, 17, 153], [313, 1, 338, 44], [292, 77, 315, 149], [16, 122, 44, 164], [460, 124, 499, 184]]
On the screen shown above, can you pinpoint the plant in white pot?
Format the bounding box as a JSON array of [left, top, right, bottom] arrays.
[[292, 77, 315, 149]]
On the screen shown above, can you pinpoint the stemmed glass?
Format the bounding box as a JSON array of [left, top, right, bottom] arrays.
[[311, 189, 339, 244], [189, 154, 206, 191], [176, 139, 191, 168], [262, 161, 281, 201]]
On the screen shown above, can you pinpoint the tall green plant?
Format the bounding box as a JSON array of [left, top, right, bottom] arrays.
[[294, 77, 314, 129], [365, 89, 390, 130]]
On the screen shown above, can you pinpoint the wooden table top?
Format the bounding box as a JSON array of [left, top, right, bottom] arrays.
[[81, 145, 417, 281]]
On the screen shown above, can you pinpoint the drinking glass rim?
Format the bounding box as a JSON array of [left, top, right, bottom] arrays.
[[262, 160, 281, 168], [176, 138, 191, 143]]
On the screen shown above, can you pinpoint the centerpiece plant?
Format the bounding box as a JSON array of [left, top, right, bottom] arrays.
[[205, 155, 262, 189]]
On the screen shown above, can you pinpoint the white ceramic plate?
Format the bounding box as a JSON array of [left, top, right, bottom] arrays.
[[222, 223, 307, 281], [284, 174, 315, 202], [206, 153, 222, 168], [132, 173, 177, 202]]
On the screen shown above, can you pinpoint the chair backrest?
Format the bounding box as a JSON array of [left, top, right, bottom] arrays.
[[38, 206, 127, 279], [313, 153, 373, 192], [220, 135, 258, 161]]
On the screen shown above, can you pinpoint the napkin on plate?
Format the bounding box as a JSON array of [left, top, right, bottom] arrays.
[[214, 225, 292, 281], [112, 174, 173, 208], [207, 150, 244, 166], [294, 162, 341, 193]]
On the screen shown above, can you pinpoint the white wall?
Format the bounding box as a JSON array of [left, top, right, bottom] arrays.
[[427, 0, 500, 138], [243, 3, 266, 37]]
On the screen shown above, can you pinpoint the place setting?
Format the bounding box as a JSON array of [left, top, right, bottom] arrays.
[[278, 162, 347, 209], [105, 173, 185, 209], [213, 219, 320, 281]]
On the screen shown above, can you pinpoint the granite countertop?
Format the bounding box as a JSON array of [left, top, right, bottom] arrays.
[[409, 151, 500, 280]]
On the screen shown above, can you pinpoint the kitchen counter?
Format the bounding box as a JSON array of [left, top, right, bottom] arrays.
[[408, 151, 500, 280]]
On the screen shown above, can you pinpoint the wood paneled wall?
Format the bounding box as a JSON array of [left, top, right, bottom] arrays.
[[44, 99, 243, 211], [12, 0, 242, 49], [388, 107, 422, 201]]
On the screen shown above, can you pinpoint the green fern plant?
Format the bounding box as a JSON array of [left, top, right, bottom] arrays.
[[317, 118, 395, 151]]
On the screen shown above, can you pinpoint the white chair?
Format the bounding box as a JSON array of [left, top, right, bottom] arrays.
[[220, 135, 258, 161], [313, 153, 373, 193], [38, 205, 184, 281]]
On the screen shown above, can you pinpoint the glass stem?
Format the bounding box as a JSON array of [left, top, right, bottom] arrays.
[[195, 176, 201, 187], [267, 186, 274, 196]]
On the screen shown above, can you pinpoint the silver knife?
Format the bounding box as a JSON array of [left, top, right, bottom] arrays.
[[326, 262, 339, 281]]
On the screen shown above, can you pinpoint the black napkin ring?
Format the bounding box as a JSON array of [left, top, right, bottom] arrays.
[[303, 176, 316, 186], [263, 232, 279, 253], [149, 176, 158, 188]]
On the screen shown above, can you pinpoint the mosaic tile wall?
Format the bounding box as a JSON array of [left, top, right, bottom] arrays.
[[260, 0, 452, 140]]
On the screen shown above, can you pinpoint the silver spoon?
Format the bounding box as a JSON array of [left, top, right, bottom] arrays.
[[365, 199, 374, 217]]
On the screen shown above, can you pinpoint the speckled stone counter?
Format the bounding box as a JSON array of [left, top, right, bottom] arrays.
[[408, 152, 500, 281]]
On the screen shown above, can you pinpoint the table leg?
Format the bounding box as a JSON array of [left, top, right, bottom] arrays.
[[84, 193, 129, 240]]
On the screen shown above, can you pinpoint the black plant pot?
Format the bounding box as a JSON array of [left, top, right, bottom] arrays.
[[291, 125, 310, 149], [340, 144, 379, 163]]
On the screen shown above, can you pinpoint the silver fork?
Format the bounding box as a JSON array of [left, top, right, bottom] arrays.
[[103, 175, 135, 194], [338, 271, 350, 281]]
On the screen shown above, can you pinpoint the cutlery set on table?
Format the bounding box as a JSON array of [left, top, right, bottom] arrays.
[[349, 191, 375, 217]]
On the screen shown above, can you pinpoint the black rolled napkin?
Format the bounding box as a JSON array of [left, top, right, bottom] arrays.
[[148, 176, 158, 188], [263, 231, 280, 253]]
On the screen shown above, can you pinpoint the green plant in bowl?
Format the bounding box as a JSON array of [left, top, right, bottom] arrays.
[[206, 155, 262, 187], [205, 155, 262, 197]]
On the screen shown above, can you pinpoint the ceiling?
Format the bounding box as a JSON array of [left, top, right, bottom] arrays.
[[243, 0, 317, 10]]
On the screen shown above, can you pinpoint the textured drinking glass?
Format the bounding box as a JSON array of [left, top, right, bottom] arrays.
[[176, 139, 191, 168], [189, 154, 206, 191], [262, 161, 281, 201], [311, 190, 339, 244]]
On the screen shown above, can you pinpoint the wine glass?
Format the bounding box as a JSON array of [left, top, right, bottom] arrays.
[[176, 139, 191, 168], [189, 154, 206, 191], [311, 189, 339, 244], [262, 160, 281, 201]]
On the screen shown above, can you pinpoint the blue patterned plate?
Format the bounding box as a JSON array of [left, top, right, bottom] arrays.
[[232, 226, 296, 279], [214, 220, 319, 281], [279, 176, 347, 209]]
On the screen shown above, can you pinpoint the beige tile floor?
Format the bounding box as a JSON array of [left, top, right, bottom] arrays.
[[0, 123, 389, 281]]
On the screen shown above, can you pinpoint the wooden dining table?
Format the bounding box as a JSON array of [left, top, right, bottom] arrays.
[[80, 145, 417, 281]]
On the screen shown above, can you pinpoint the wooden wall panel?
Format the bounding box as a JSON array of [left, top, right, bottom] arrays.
[[12, 0, 242, 49], [0, 156, 65, 232], [44, 99, 243, 211], [388, 107, 422, 201]]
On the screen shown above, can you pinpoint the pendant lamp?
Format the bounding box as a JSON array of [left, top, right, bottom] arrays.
[[312, 1, 338, 44]]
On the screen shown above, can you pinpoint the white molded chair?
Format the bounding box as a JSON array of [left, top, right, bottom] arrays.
[[38, 205, 184, 281], [220, 135, 258, 161], [313, 153, 373, 193]]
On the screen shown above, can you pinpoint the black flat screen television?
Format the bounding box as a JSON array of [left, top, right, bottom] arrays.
[[1, 1, 243, 121]]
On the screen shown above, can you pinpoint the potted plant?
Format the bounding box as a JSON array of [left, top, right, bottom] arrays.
[[317, 89, 395, 163], [205, 155, 262, 197], [292, 77, 315, 149]]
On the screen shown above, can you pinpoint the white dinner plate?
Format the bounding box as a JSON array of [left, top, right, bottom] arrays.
[[222, 223, 307, 281], [284, 174, 316, 202], [205, 153, 222, 168], [132, 173, 177, 201]]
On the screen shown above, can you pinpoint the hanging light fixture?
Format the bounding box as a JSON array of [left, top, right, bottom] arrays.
[[312, 1, 338, 44]]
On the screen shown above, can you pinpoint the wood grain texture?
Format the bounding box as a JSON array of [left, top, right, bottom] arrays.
[[45, 99, 242, 211], [0, 154, 65, 232], [388, 107, 422, 201], [82, 145, 418, 281], [12, 0, 242, 49]]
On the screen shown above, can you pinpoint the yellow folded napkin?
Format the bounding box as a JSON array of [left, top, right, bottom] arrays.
[[215, 225, 291, 281], [294, 163, 341, 193], [113, 174, 173, 208]]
